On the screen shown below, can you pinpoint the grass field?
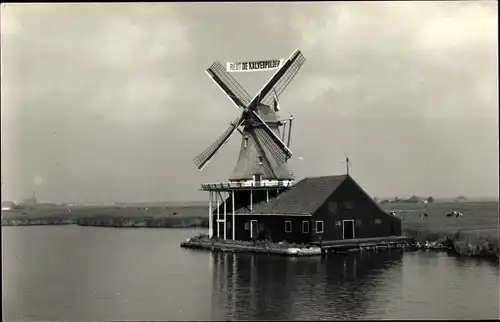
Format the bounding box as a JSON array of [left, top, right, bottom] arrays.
[[2, 201, 498, 236], [379, 201, 499, 237], [1, 204, 208, 227]]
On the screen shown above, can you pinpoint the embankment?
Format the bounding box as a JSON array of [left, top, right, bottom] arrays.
[[403, 228, 499, 260], [1, 205, 208, 228], [181, 234, 322, 256], [75, 215, 208, 228], [1, 217, 74, 226]]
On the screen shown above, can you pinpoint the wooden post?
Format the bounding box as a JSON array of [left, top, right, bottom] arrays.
[[232, 190, 235, 240], [223, 192, 227, 240], [216, 192, 220, 238], [250, 189, 253, 211], [287, 117, 293, 147], [231, 253, 237, 316], [209, 191, 213, 238]]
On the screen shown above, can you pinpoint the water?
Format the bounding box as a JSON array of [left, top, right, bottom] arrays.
[[2, 226, 499, 321]]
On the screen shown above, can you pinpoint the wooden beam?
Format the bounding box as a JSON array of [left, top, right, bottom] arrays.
[[208, 191, 213, 238], [223, 192, 227, 240], [232, 190, 235, 240], [216, 193, 220, 237]]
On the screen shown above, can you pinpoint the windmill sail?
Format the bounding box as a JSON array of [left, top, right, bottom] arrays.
[[272, 88, 280, 111], [252, 110, 292, 161], [193, 117, 245, 170], [248, 49, 306, 108], [248, 131, 277, 178], [206, 61, 251, 109], [193, 49, 305, 179], [254, 127, 289, 164]]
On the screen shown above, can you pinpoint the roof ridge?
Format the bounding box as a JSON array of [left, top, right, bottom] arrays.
[[300, 174, 348, 180]]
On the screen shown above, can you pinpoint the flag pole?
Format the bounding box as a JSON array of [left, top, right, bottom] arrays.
[[344, 152, 350, 175]]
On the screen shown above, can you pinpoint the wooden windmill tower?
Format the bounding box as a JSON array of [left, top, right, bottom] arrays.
[[193, 49, 306, 239]]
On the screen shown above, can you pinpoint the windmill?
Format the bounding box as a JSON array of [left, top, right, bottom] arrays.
[[193, 49, 306, 241], [193, 49, 306, 182]]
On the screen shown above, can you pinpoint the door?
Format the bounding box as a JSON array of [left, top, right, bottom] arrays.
[[250, 220, 259, 239], [390, 222, 397, 236], [254, 174, 262, 187], [217, 221, 225, 238], [343, 220, 355, 239]]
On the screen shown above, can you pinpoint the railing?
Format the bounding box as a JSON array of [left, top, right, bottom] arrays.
[[201, 180, 296, 191]]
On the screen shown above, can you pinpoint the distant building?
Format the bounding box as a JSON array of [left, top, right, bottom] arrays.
[[212, 174, 402, 243], [2, 201, 16, 210], [21, 196, 37, 207]]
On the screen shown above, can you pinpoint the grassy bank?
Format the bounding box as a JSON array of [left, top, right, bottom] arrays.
[[403, 228, 499, 259], [1, 204, 208, 227], [1, 217, 74, 226], [75, 215, 208, 228]]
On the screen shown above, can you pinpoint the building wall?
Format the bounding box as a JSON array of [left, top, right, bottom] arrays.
[[311, 177, 402, 242], [211, 214, 313, 243]]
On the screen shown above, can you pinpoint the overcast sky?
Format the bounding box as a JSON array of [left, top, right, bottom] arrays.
[[1, 2, 498, 203]]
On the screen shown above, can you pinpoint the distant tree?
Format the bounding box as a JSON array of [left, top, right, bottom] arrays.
[[394, 196, 400, 202], [427, 196, 434, 203], [373, 197, 379, 203], [454, 196, 467, 202], [408, 195, 420, 203]]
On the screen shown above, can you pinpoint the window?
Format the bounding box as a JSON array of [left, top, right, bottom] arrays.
[[285, 220, 292, 233], [244, 137, 249, 148], [258, 156, 264, 165], [244, 222, 250, 230], [344, 201, 354, 209], [227, 222, 232, 230], [328, 201, 338, 213], [375, 219, 382, 225], [355, 219, 362, 227], [254, 174, 262, 182], [316, 221, 324, 233], [335, 220, 341, 227], [259, 222, 265, 231], [302, 221, 310, 233]]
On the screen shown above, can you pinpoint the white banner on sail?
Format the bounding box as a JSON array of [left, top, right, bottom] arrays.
[[226, 59, 284, 73]]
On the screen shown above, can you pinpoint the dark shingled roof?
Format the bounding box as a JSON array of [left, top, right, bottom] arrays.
[[238, 175, 348, 215]]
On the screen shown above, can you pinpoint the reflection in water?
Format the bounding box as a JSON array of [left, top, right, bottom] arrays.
[[211, 250, 404, 320], [3, 227, 498, 321]]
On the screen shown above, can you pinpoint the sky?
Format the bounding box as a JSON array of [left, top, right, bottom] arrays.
[[1, 1, 498, 203]]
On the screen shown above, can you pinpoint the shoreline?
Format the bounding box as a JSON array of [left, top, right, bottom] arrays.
[[1, 216, 208, 228], [180, 233, 499, 260], [3, 219, 498, 260]]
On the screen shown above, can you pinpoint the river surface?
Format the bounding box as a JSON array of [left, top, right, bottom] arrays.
[[2, 226, 499, 321]]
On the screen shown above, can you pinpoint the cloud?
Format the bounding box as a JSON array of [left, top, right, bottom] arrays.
[[1, 2, 498, 202], [1, 3, 191, 125], [287, 1, 497, 118]]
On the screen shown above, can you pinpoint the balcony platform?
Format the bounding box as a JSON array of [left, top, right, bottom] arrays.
[[200, 180, 295, 192]]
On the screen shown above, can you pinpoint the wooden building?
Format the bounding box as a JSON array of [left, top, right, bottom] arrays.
[[210, 174, 402, 243]]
